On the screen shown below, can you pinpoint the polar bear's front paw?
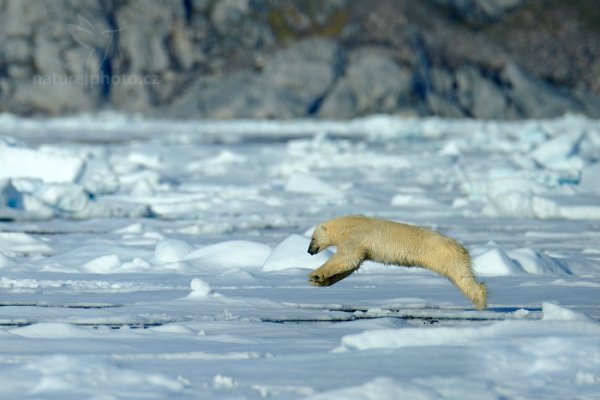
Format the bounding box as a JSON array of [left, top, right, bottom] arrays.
[[308, 271, 330, 286], [309, 268, 356, 287]]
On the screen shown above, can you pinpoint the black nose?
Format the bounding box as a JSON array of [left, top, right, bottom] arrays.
[[308, 241, 318, 255]]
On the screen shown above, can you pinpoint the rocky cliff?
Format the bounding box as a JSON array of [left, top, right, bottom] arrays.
[[1, 0, 599, 119]]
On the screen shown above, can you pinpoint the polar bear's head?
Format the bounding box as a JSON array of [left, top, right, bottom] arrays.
[[308, 223, 332, 255]]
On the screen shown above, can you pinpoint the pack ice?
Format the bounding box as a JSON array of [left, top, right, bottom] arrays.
[[0, 113, 599, 399]]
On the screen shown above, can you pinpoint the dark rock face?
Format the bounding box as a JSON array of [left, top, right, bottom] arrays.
[[319, 49, 414, 118], [166, 38, 342, 118], [1, 0, 599, 119]]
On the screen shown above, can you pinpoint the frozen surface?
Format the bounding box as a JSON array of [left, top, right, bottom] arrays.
[[0, 113, 599, 399]]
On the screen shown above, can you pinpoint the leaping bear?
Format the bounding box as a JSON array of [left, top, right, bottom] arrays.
[[307, 215, 487, 310]]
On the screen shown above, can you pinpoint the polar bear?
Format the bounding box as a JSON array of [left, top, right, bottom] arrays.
[[307, 215, 487, 310]]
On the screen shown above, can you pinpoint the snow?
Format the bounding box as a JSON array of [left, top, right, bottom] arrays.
[[154, 239, 194, 263], [471, 242, 570, 276], [337, 304, 600, 351], [0, 232, 54, 256], [185, 240, 272, 270], [1, 113, 600, 399], [262, 234, 333, 271], [82, 254, 122, 273], [10, 322, 95, 339]]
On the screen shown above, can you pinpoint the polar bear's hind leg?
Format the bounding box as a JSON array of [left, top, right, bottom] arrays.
[[421, 237, 487, 310]]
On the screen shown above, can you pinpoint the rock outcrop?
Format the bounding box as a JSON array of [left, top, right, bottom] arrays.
[[0, 0, 599, 119]]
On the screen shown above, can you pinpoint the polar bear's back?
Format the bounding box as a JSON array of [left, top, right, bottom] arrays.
[[329, 216, 468, 269]]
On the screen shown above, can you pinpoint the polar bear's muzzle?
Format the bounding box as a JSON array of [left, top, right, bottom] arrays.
[[308, 240, 320, 255]]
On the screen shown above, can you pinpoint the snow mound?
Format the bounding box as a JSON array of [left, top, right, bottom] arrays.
[[154, 239, 195, 263], [284, 172, 342, 196], [263, 234, 332, 271], [82, 254, 122, 273], [185, 240, 271, 269], [337, 319, 600, 352], [306, 377, 437, 400], [187, 278, 214, 298], [471, 244, 523, 276], [21, 355, 187, 394], [506, 248, 570, 275], [10, 323, 94, 339], [0, 232, 54, 256], [542, 302, 595, 322], [150, 324, 195, 335], [471, 243, 570, 276], [0, 139, 84, 183]]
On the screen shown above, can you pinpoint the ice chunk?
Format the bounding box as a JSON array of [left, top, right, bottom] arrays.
[[530, 133, 582, 169], [263, 234, 332, 271], [0, 232, 54, 256], [484, 177, 545, 218], [284, 172, 342, 196], [0, 179, 25, 220], [154, 239, 195, 263], [187, 278, 213, 298], [213, 374, 238, 390], [35, 183, 91, 212], [0, 140, 85, 183], [0, 179, 23, 209], [185, 240, 271, 269]]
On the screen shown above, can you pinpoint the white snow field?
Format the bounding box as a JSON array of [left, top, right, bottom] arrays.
[[1, 113, 600, 399]]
